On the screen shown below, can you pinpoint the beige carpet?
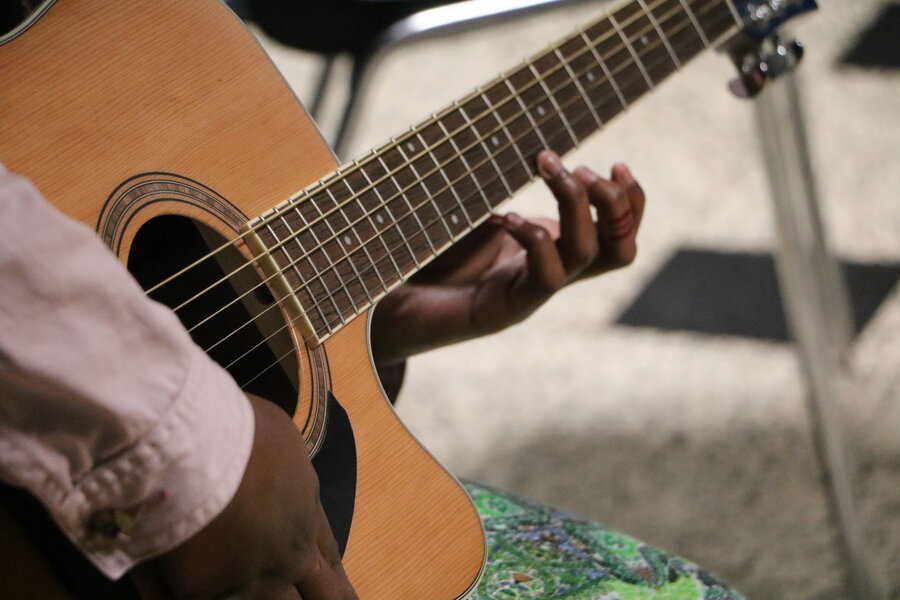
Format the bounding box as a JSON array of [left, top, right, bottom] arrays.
[[255, 2, 900, 598]]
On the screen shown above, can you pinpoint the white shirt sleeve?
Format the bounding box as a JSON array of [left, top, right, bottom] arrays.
[[0, 165, 255, 579]]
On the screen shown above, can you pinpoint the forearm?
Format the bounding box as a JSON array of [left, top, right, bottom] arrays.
[[0, 165, 254, 579], [370, 282, 481, 367]]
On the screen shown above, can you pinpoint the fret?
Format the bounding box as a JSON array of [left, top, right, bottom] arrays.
[[502, 76, 548, 152], [613, 1, 678, 86], [268, 212, 340, 332], [694, 0, 740, 43], [395, 133, 458, 246], [429, 119, 491, 225], [416, 121, 481, 234], [526, 58, 580, 148], [334, 170, 390, 274], [507, 65, 575, 156], [353, 159, 409, 279], [651, 0, 708, 64], [261, 210, 335, 333], [554, 46, 603, 132], [296, 195, 363, 317], [677, 0, 711, 47], [373, 153, 430, 264], [638, 0, 681, 68], [579, 30, 629, 110], [273, 214, 316, 308], [560, 35, 624, 126], [469, 88, 533, 190], [437, 107, 497, 214], [449, 99, 512, 209], [608, 13, 655, 90], [721, 0, 742, 29], [272, 208, 327, 319], [533, 49, 595, 143], [413, 128, 472, 239], [317, 188, 374, 309], [482, 81, 543, 177], [332, 178, 390, 295], [382, 143, 448, 254], [323, 186, 379, 304], [478, 85, 533, 184], [458, 95, 515, 198]]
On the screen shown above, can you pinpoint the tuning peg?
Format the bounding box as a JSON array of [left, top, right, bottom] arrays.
[[765, 38, 805, 77], [728, 37, 805, 99], [729, 52, 769, 98]]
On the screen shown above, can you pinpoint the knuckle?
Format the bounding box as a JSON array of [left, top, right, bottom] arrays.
[[579, 241, 600, 269], [539, 271, 566, 293], [523, 223, 550, 245], [560, 175, 584, 198], [567, 242, 597, 272], [587, 180, 612, 201], [617, 246, 637, 266]]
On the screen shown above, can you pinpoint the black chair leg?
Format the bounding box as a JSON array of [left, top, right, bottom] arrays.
[[333, 50, 377, 159], [309, 54, 338, 123]]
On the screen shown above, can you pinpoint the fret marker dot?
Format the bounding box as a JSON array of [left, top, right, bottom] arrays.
[[343, 235, 353, 246], [640, 35, 649, 46], [536, 105, 546, 117], [406, 142, 416, 153], [586, 71, 596, 82], [491, 135, 500, 147], [376, 214, 385, 224], [451, 214, 460, 225]]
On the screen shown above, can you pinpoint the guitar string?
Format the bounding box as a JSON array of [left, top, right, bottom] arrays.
[[162, 0, 704, 324], [143, 0, 705, 302], [186, 0, 724, 347], [204, 0, 727, 369], [196, 0, 723, 360], [146, 0, 729, 302], [231, 9, 733, 388], [245, 0, 733, 266], [184, 0, 704, 342]]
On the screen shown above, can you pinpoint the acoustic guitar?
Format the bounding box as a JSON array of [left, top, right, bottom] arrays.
[[0, 0, 815, 597]]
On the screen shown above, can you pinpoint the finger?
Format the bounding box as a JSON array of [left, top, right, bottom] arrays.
[[611, 163, 645, 228], [293, 505, 358, 600], [294, 549, 357, 600], [499, 212, 566, 305], [537, 150, 598, 278], [574, 168, 638, 270]]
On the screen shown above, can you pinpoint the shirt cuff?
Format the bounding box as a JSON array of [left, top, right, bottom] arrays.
[[3, 349, 255, 580]]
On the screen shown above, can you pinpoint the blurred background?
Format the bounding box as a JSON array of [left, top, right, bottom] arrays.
[[241, 1, 899, 597]]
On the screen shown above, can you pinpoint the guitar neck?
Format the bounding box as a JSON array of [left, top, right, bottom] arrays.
[[248, 0, 741, 344]]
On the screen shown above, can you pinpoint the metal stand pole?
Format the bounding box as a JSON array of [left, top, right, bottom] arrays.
[[755, 71, 884, 600]]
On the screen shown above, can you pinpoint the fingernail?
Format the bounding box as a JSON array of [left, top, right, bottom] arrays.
[[574, 166, 598, 184], [537, 151, 564, 180], [505, 212, 525, 227], [613, 163, 635, 185], [487, 213, 504, 225]]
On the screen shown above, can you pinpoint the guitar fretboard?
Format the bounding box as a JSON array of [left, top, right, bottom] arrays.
[[249, 0, 740, 343]]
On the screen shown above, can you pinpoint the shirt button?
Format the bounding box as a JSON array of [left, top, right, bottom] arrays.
[[84, 508, 134, 552]]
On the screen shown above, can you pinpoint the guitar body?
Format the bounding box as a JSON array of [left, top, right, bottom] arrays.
[[0, 1, 484, 598]]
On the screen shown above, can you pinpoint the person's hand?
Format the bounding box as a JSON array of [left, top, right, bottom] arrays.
[[371, 150, 645, 366], [150, 395, 357, 600]]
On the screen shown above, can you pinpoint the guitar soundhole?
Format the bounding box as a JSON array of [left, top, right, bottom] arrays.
[[128, 215, 299, 415], [0, 0, 49, 38]]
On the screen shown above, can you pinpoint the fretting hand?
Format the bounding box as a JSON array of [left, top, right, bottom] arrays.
[[371, 150, 645, 366]]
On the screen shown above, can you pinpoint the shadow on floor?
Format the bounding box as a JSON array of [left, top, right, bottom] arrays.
[[615, 248, 900, 342]]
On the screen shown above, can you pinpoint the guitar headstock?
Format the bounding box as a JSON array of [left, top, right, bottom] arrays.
[[728, 0, 819, 41]]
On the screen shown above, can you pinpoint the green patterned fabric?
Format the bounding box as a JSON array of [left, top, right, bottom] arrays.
[[464, 481, 744, 600]]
